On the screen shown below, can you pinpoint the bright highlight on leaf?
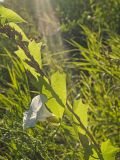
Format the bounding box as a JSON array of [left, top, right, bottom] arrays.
[[89, 139, 119, 160], [23, 94, 55, 129], [51, 71, 66, 106], [28, 41, 42, 68], [15, 47, 39, 78], [9, 22, 29, 41], [73, 99, 88, 134], [15, 40, 42, 79], [101, 139, 119, 160], [0, 6, 25, 23], [42, 71, 66, 119]]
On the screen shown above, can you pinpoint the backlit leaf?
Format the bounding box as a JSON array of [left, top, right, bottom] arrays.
[[0, 6, 25, 23], [73, 99, 88, 134], [42, 71, 66, 118], [51, 71, 66, 106], [28, 41, 42, 68], [15, 41, 42, 79], [9, 22, 29, 41], [89, 140, 119, 160], [101, 140, 119, 160], [15, 46, 39, 78]]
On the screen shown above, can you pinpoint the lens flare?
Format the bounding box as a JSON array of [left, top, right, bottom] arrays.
[[34, 0, 64, 53]]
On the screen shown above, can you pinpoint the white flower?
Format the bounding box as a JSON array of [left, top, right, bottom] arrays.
[[23, 94, 55, 129]]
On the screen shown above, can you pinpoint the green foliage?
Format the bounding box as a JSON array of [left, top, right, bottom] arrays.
[[73, 99, 88, 134], [101, 140, 119, 160], [51, 71, 66, 106], [42, 71, 66, 119], [0, 5, 25, 23], [9, 22, 29, 41], [90, 140, 119, 160], [69, 26, 120, 149], [51, 0, 120, 43], [91, 0, 120, 33], [28, 41, 42, 68], [0, 4, 120, 160]]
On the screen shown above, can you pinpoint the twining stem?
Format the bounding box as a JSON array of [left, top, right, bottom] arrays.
[[66, 101, 104, 160]]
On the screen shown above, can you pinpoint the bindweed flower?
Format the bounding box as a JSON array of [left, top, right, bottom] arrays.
[[23, 94, 56, 129]]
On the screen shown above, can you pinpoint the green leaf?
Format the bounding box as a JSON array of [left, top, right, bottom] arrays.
[[51, 71, 66, 106], [89, 140, 119, 160], [0, 6, 25, 23], [101, 140, 119, 160], [73, 99, 88, 134], [46, 98, 64, 118], [9, 22, 29, 41], [15, 40, 42, 79], [28, 41, 42, 68], [15, 46, 39, 78], [42, 71, 66, 118]]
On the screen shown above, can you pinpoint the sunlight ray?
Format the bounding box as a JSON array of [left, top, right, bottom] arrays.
[[34, 0, 64, 53]]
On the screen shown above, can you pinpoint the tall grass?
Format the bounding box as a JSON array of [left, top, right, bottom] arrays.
[[0, 16, 119, 159], [66, 27, 120, 148]]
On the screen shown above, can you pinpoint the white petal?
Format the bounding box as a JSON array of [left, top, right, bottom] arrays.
[[23, 111, 37, 129], [30, 95, 42, 112], [23, 94, 54, 129], [37, 104, 54, 121], [29, 94, 48, 112], [23, 95, 43, 129]]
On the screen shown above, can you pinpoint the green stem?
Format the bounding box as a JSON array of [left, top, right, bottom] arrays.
[[67, 102, 104, 160]]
